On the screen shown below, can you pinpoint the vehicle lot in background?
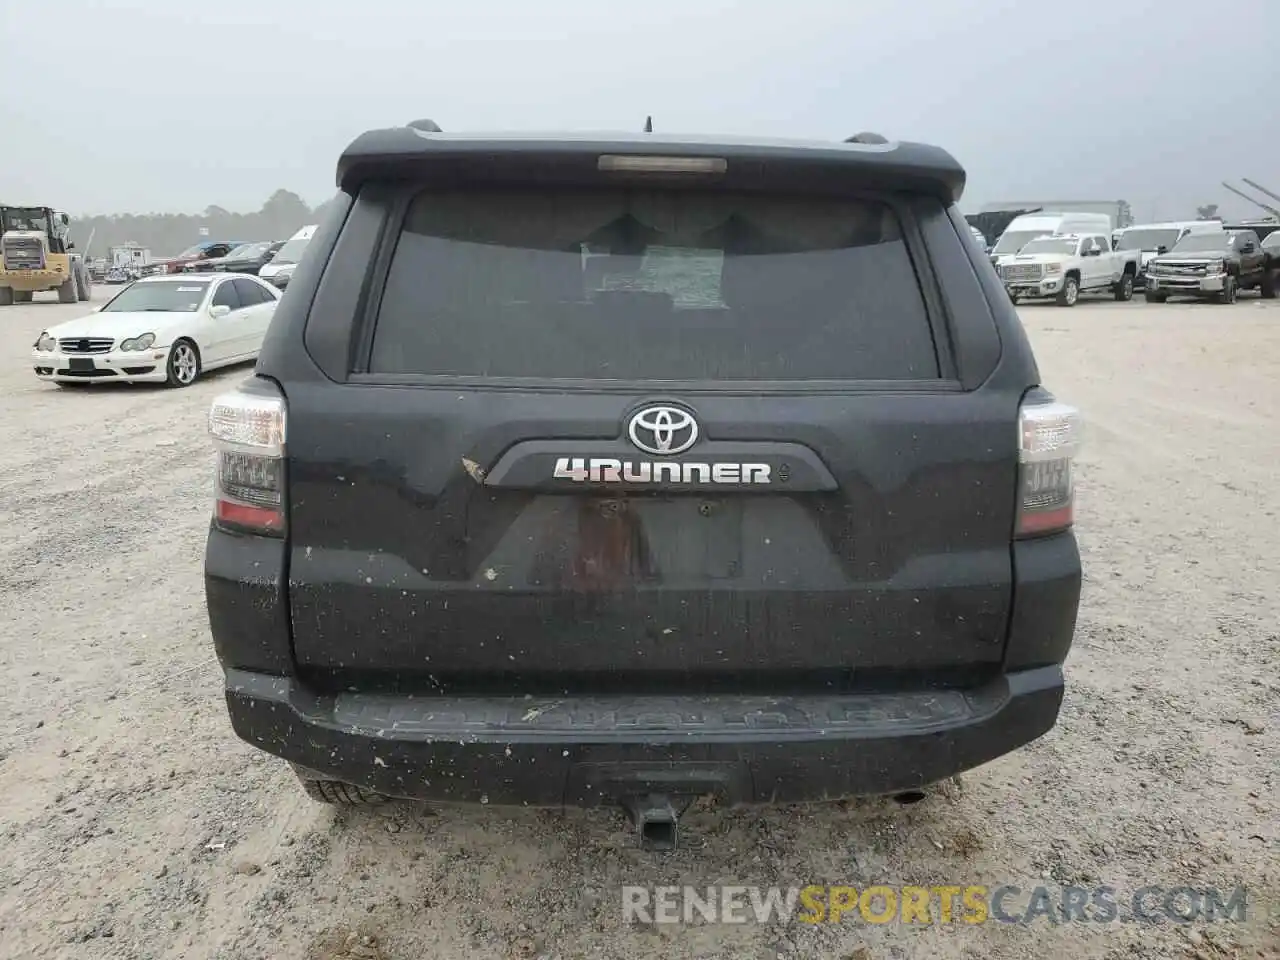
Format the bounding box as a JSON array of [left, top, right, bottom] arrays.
[[989, 211, 1115, 270], [1115, 220, 1224, 289], [1224, 219, 1280, 243], [1000, 233, 1139, 305], [184, 240, 284, 276], [257, 224, 316, 289], [30, 273, 279, 386], [156, 240, 248, 275], [1263, 227, 1280, 271], [1145, 228, 1272, 303], [0, 291, 1274, 958]]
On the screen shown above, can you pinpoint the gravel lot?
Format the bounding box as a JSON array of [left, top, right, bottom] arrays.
[[0, 287, 1276, 960]]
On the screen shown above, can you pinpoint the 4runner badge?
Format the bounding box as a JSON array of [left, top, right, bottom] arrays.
[[551, 458, 772, 485], [552, 405, 771, 485]]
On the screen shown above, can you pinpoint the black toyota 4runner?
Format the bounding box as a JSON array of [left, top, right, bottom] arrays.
[[204, 122, 1083, 848]]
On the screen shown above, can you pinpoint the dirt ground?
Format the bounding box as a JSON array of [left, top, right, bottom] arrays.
[[0, 287, 1276, 960]]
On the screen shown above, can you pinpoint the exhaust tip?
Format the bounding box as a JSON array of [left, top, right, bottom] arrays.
[[892, 790, 927, 806]]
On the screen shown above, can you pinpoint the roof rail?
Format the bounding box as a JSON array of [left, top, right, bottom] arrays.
[[845, 131, 888, 145], [407, 118, 442, 133]]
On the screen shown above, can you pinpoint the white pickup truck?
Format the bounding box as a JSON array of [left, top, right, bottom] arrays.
[[998, 233, 1142, 306]]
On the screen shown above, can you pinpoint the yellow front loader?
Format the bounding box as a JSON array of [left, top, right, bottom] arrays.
[[0, 206, 92, 305]]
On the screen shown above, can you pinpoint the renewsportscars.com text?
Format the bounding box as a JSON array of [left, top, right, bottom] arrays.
[[621, 884, 1249, 926]]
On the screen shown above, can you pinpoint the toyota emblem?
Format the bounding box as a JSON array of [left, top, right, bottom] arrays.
[[627, 405, 699, 456]]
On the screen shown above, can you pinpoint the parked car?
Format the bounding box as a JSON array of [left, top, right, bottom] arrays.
[[989, 212, 1114, 270], [967, 208, 1040, 260], [1115, 221, 1224, 289], [1223, 220, 1280, 243], [258, 225, 316, 289], [1145, 229, 1269, 303], [185, 241, 284, 276], [1000, 232, 1140, 306], [1261, 231, 1280, 293], [202, 122, 1084, 848], [31, 273, 280, 388], [159, 240, 250, 275]]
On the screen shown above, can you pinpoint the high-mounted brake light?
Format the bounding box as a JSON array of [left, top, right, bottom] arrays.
[[1016, 399, 1082, 538], [209, 384, 287, 536], [597, 155, 727, 174]]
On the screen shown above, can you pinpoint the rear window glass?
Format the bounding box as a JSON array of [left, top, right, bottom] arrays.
[[367, 188, 939, 381]]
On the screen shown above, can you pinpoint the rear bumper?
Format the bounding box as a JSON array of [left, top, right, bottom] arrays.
[[223, 664, 1065, 806]]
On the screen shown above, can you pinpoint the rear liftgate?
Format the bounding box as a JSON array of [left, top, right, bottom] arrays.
[[283, 141, 1046, 849]]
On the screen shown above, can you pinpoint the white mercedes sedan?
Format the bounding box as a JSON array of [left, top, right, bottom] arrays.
[[31, 273, 280, 388]]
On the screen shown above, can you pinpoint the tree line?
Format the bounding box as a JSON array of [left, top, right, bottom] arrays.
[[66, 189, 333, 260]]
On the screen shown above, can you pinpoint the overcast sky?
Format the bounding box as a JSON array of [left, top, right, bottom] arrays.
[[3, 0, 1278, 221]]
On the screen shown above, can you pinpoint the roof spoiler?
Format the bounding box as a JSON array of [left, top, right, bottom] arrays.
[[337, 126, 966, 203]]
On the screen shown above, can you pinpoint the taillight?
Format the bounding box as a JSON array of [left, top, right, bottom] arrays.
[[209, 382, 287, 536], [1016, 398, 1082, 538]]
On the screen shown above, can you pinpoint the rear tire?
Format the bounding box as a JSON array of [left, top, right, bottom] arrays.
[[14, 290, 33, 303], [0, 286, 13, 306], [1055, 275, 1080, 307], [1145, 290, 1168, 303], [1114, 273, 1134, 301], [298, 776, 388, 806], [56, 276, 77, 303]]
